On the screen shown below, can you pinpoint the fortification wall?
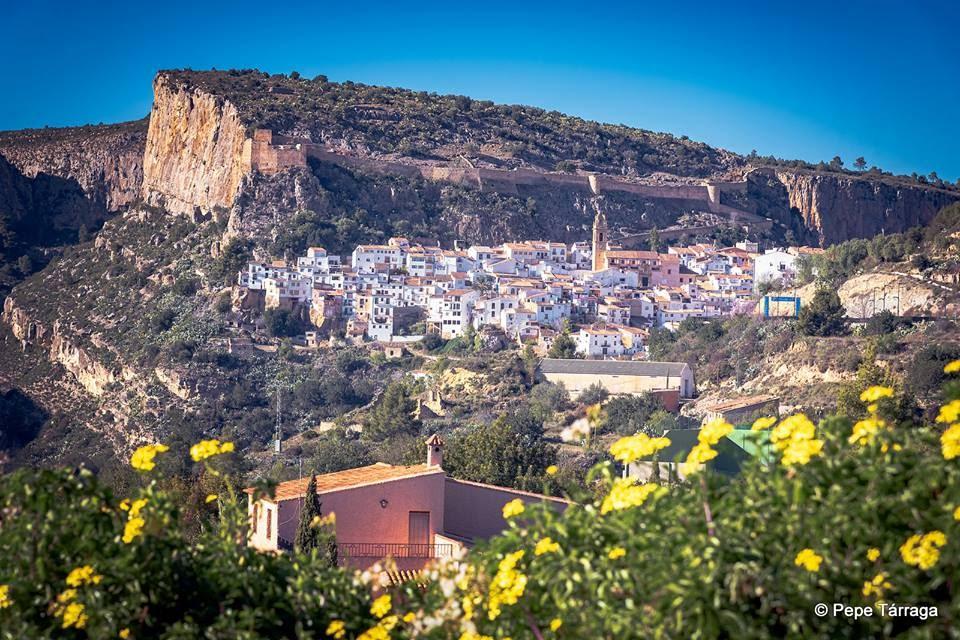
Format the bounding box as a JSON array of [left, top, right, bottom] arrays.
[[246, 129, 307, 175], [254, 130, 757, 219]]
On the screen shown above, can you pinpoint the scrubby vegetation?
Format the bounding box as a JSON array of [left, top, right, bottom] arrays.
[[797, 202, 960, 288], [165, 70, 732, 178]]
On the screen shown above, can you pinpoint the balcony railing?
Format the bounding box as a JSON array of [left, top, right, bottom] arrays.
[[337, 542, 454, 559]]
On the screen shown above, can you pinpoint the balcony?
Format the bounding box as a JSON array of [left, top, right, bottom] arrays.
[[336, 542, 455, 560]]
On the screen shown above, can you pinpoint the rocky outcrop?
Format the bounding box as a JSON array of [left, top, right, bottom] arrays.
[[0, 120, 146, 212], [142, 73, 251, 218], [2, 298, 118, 396], [773, 170, 960, 246]]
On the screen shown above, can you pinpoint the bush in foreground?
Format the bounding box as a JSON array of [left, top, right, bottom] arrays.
[[2, 369, 960, 638]]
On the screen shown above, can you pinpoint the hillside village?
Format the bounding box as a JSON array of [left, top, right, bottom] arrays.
[[236, 205, 822, 359]]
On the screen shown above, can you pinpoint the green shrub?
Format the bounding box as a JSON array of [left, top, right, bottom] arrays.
[[404, 374, 960, 638], [0, 462, 379, 638], [5, 369, 960, 639]]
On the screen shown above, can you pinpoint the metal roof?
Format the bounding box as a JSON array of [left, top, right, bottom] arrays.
[[538, 358, 688, 377]]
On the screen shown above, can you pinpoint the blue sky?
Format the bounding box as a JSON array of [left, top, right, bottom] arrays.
[[3, 0, 958, 180]]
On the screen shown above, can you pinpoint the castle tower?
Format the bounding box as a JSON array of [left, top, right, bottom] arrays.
[[425, 433, 445, 468], [591, 201, 609, 272]]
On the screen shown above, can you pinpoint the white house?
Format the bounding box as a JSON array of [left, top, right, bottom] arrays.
[[575, 326, 624, 358], [754, 250, 798, 291]]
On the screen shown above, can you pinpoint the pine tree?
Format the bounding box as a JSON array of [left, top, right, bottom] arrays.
[[797, 288, 848, 337], [366, 382, 420, 439]]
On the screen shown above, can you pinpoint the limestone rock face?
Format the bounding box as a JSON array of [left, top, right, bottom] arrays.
[[2, 298, 117, 397], [0, 120, 146, 213], [142, 73, 251, 217], [774, 171, 960, 246]]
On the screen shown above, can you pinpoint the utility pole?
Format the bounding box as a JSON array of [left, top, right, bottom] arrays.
[[274, 386, 283, 454]]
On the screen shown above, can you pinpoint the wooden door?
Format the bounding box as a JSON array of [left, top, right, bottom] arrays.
[[408, 511, 430, 552]]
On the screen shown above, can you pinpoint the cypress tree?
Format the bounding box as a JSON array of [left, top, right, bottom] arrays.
[[293, 474, 339, 566], [294, 475, 321, 552]]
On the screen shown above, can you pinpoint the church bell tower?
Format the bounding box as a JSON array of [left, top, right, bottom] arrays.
[[591, 201, 608, 272]]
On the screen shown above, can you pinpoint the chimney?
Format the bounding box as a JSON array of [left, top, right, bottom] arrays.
[[425, 434, 445, 468]]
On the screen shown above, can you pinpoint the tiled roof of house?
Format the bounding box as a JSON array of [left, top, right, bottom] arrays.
[[248, 463, 444, 501]]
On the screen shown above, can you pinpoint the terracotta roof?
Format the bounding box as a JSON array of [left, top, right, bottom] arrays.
[[247, 463, 443, 501]]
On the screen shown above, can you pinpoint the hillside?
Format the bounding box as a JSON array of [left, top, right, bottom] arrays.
[[0, 68, 959, 478]]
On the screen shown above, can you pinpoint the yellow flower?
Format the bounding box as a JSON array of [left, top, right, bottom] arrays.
[[770, 414, 816, 449], [65, 565, 102, 587], [534, 537, 561, 556], [609, 433, 671, 464], [862, 572, 892, 599], [402, 612, 415, 623], [123, 517, 145, 544], [770, 414, 823, 466], [357, 627, 389, 640], [699, 417, 734, 445], [119, 629, 131, 639], [61, 602, 88, 629], [126, 498, 148, 519], [600, 478, 659, 514], [326, 620, 346, 639], [380, 615, 398, 631], [549, 618, 563, 631], [794, 548, 823, 572], [860, 386, 894, 403], [502, 499, 525, 519], [900, 531, 946, 570], [57, 588, 77, 604], [0, 584, 10, 609], [487, 550, 527, 620], [680, 441, 717, 476], [780, 437, 824, 466], [751, 416, 777, 431], [942, 423, 960, 460], [189, 439, 235, 462], [954, 506, 960, 522], [460, 633, 493, 640], [205, 494, 218, 503], [867, 548, 881, 562], [129, 443, 169, 471], [944, 359, 960, 374], [545, 465, 558, 476], [370, 594, 391, 618], [849, 415, 886, 446], [936, 400, 960, 424], [608, 546, 626, 560]]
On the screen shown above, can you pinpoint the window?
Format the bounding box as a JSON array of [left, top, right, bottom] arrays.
[[266, 508, 272, 540], [253, 504, 259, 534]]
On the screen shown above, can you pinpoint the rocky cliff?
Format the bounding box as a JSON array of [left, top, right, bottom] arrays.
[[774, 170, 960, 246], [2, 296, 131, 397], [0, 153, 111, 242], [141, 73, 250, 218], [0, 120, 146, 213]]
